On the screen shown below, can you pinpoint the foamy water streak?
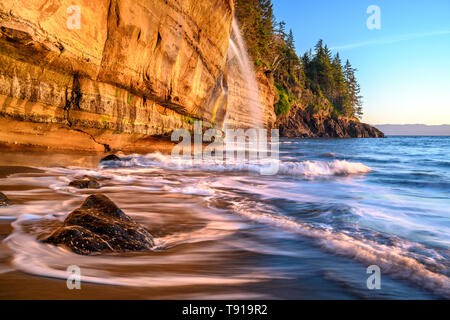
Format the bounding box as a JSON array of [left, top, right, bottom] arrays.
[[1, 137, 449, 299], [5, 214, 274, 288], [1, 154, 373, 290], [94, 152, 372, 178], [230, 200, 450, 298]]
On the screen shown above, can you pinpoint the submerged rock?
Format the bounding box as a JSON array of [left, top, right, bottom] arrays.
[[44, 194, 154, 255], [323, 152, 336, 158], [0, 192, 10, 207], [100, 154, 121, 163], [69, 178, 101, 189]]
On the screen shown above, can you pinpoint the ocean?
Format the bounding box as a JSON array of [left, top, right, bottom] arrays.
[[0, 136, 449, 299]]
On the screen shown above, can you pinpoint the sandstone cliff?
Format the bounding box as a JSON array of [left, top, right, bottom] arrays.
[[0, 0, 379, 153], [277, 105, 385, 138], [0, 0, 277, 152]]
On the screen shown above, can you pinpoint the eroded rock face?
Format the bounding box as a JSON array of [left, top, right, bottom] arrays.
[[0, 192, 10, 206], [278, 106, 385, 138], [221, 67, 276, 130], [0, 0, 236, 151], [44, 194, 154, 255]]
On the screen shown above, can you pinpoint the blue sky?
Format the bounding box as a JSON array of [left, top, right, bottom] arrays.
[[272, 0, 450, 125]]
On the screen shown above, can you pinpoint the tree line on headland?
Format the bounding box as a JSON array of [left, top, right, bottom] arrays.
[[235, 0, 363, 120]]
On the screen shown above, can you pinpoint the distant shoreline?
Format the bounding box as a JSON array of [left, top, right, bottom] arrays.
[[373, 124, 450, 136], [383, 135, 450, 137]]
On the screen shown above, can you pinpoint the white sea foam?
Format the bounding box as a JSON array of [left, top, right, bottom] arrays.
[[3, 213, 272, 288], [277, 160, 371, 176], [231, 201, 450, 298], [163, 183, 216, 197], [98, 152, 372, 178]]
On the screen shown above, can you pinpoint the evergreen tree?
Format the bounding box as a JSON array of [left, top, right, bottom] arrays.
[[234, 0, 364, 119], [343, 60, 363, 118], [275, 21, 287, 40], [331, 53, 346, 114], [287, 29, 295, 50]]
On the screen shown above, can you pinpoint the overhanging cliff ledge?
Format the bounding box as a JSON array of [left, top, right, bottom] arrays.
[[0, 0, 241, 152]]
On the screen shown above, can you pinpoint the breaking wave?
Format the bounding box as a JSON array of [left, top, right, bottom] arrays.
[[230, 200, 450, 298], [99, 152, 372, 177]]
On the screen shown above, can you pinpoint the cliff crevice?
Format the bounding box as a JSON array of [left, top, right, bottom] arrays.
[[0, 0, 238, 151]]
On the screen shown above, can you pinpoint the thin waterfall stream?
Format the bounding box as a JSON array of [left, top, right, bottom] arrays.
[[224, 19, 264, 130]]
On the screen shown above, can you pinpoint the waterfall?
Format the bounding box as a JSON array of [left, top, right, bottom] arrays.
[[223, 19, 264, 129]]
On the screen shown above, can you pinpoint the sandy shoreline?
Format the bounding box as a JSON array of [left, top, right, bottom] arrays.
[[0, 266, 244, 300], [0, 141, 447, 300], [0, 135, 177, 157], [0, 216, 260, 300]]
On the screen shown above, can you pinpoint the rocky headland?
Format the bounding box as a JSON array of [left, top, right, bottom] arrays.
[[277, 106, 384, 138]]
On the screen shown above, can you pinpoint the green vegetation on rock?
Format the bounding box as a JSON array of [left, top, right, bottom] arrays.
[[235, 0, 363, 119]]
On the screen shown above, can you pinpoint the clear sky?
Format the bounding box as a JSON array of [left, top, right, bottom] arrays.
[[272, 0, 450, 125]]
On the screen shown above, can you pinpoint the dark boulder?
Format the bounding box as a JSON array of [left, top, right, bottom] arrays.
[[69, 178, 101, 189], [100, 154, 121, 163], [44, 194, 154, 255], [0, 192, 10, 207]]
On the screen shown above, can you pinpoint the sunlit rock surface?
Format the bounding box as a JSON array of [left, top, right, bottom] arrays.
[[1, 0, 264, 151]]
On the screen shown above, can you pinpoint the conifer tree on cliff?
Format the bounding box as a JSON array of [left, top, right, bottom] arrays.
[[235, 0, 274, 63], [331, 53, 346, 115], [343, 60, 363, 118], [234, 0, 363, 119]]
